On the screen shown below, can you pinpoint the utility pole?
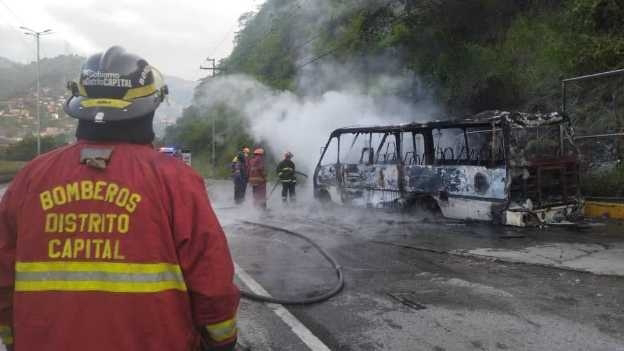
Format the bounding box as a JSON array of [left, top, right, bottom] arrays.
[[200, 57, 224, 176], [21, 26, 53, 156], [200, 58, 224, 76]]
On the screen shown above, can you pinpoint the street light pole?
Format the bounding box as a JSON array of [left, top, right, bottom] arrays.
[[21, 27, 52, 156], [200, 57, 221, 176]]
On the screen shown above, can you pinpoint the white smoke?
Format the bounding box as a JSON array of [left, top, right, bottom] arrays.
[[194, 64, 440, 173]]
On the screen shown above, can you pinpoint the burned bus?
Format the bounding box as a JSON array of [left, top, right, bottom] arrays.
[[313, 111, 583, 226]]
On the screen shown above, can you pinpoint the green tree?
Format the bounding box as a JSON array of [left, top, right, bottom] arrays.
[[2, 134, 69, 161], [163, 104, 257, 177]]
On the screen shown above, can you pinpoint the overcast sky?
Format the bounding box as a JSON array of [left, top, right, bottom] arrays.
[[0, 0, 263, 80]]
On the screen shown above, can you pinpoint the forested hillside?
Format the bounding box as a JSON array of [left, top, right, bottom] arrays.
[[167, 0, 624, 180], [0, 55, 84, 100], [225, 0, 624, 113]]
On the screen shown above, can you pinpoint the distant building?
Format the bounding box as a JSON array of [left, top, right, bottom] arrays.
[[0, 136, 22, 146], [42, 127, 64, 136]]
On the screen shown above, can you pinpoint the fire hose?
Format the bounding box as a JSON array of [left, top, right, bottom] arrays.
[[237, 220, 344, 305], [269, 171, 308, 196]]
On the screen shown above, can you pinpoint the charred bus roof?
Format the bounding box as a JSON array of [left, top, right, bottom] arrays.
[[329, 111, 567, 137]]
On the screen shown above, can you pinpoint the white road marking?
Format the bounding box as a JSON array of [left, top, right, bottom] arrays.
[[235, 263, 332, 351]]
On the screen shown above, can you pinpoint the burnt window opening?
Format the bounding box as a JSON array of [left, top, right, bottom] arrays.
[[401, 132, 426, 165], [465, 126, 505, 166], [340, 133, 366, 165], [340, 132, 399, 166], [375, 133, 400, 164], [433, 126, 505, 166], [433, 128, 464, 165], [508, 125, 563, 161], [321, 137, 339, 166], [360, 147, 374, 164]]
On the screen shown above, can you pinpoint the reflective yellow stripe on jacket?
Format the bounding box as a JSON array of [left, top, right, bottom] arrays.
[[0, 325, 12, 345], [15, 261, 187, 293], [205, 316, 237, 342]]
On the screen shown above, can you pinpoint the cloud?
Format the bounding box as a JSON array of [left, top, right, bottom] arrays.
[[0, 0, 262, 79]]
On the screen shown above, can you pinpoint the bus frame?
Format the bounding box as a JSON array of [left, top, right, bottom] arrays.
[[313, 111, 583, 227]]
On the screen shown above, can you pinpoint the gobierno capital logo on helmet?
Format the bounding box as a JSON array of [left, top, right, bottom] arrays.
[[81, 69, 133, 88]]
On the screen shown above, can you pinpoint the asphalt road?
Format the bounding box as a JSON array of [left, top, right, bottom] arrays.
[[209, 180, 624, 351]]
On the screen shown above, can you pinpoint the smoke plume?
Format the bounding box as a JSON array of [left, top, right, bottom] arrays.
[[195, 63, 439, 172]]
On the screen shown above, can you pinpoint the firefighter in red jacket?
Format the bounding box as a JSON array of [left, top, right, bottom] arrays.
[[248, 148, 267, 209], [0, 46, 239, 351]]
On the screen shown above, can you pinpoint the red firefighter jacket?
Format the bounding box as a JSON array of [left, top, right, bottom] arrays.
[[248, 156, 266, 186], [0, 141, 239, 351]]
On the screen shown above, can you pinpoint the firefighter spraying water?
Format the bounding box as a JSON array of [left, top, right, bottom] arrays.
[[276, 151, 297, 203]]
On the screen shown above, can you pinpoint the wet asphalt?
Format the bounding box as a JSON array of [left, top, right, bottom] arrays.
[[209, 180, 624, 351]]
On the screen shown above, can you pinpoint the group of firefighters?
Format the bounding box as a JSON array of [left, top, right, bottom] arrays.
[[230, 148, 297, 208]]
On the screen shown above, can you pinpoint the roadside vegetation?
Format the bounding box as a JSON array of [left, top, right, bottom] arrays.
[[0, 160, 26, 182], [582, 164, 624, 199], [0, 134, 69, 161]]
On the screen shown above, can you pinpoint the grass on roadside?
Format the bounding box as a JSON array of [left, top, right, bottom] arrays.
[[0, 160, 26, 176], [582, 165, 624, 199]]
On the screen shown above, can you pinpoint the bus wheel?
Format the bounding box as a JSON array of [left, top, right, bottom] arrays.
[[419, 196, 441, 214], [316, 189, 332, 203]]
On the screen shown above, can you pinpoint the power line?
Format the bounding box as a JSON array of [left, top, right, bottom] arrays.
[[0, 6, 14, 27], [295, 0, 406, 70], [0, 0, 24, 26], [209, 0, 308, 71], [0, 0, 47, 59], [206, 23, 239, 57]]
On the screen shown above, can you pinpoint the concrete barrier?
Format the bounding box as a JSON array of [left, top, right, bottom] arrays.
[[584, 201, 624, 220]]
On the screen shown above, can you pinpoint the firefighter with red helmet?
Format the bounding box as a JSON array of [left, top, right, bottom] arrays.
[[0, 46, 239, 351], [248, 148, 267, 209]]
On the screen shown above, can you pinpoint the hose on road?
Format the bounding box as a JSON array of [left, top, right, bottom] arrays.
[[238, 220, 344, 305]]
